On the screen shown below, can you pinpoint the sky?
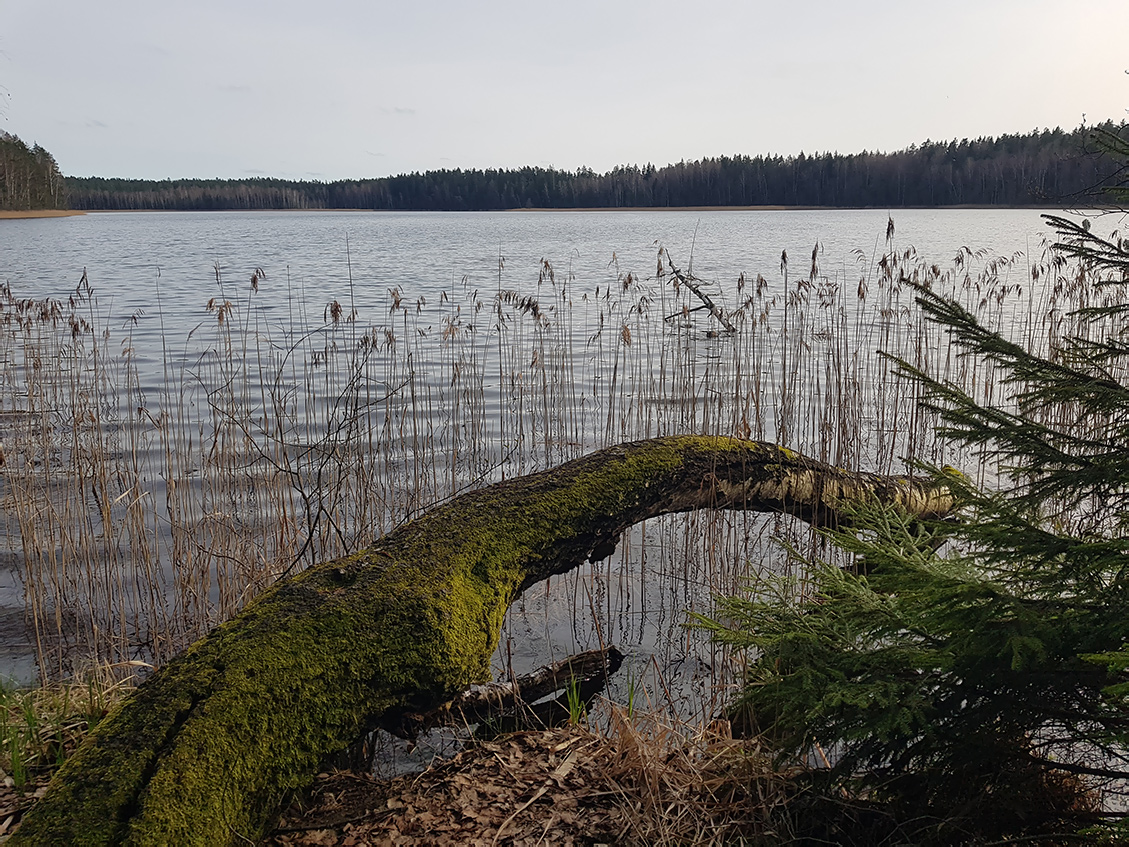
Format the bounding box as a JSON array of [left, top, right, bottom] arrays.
[[2, 0, 1127, 181]]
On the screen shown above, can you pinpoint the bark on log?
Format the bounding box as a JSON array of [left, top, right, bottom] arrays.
[[11, 435, 952, 846], [401, 645, 624, 736]]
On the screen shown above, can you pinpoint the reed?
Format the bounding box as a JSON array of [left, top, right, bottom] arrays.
[[0, 222, 1081, 707]]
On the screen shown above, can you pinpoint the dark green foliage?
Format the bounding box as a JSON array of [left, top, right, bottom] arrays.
[[65, 122, 1124, 211], [700, 126, 1129, 844], [0, 131, 67, 210]]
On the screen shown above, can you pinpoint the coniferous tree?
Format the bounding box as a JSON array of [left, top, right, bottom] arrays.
[[0, 131, 67, 210], [699, 126, 1129, 845]]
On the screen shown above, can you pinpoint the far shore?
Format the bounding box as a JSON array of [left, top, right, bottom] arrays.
[[0, 209, 86, 219], [5, 204, 1075, 216], [509, 204, 1072, 212]]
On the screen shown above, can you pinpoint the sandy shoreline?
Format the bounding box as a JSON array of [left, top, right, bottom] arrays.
[[0, 209, 86, 219]]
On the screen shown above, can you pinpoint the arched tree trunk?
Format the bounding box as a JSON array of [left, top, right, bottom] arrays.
[[11, 436, 952, 846]]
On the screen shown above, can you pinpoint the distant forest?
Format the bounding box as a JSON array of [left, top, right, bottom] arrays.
[[15, 122, 1127, 212], [0, 131, 67, 210]]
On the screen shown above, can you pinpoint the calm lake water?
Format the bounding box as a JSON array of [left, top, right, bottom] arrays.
[[2, 208, 1057, 326], [0, 208, 1068, 716]]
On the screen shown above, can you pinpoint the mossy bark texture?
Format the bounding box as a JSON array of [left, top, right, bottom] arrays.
[[12, 435, 951, 846]]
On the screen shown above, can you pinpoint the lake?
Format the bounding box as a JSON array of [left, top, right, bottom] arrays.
[[0, 208, 1072, 729], [1, 208, 1057, 320]]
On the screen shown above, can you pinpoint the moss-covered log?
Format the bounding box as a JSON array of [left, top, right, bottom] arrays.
[[11, 435, 952, 846]]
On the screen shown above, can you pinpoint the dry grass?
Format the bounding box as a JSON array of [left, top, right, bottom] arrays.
[[0, 666, 133, 837]]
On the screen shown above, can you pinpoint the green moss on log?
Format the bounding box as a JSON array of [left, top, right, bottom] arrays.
[[11, 435, 951, 845]]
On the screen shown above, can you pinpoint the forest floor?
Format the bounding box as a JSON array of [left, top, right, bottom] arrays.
[[265, 717, 786, 847], [267, 726, 640, 847], [1, 714, 789, 845]]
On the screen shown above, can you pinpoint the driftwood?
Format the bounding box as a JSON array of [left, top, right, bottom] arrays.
[[330, 646, 623, 771], [11, 435, 952, 846], [665, 259, 737, 333], [400, 645, 624, 737]]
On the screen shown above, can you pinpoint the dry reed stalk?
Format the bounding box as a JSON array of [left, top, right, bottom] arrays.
[[0, 227, 1085, 697], [589, 702, 795, 845]]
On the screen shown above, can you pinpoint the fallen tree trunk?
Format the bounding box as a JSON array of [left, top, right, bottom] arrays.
[[11, 435, 953, 846]]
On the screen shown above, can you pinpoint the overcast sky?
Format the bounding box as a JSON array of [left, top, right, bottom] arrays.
[[3, 0, 1126, 181]]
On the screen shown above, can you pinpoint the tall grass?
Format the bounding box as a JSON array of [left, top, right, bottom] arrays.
[[0, 222, 1100, 696], [0, 665, 131, 789]]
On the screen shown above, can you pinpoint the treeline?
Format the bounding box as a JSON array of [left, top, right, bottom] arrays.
[[0, 132, 67, 210], [67, 123, 1126, 212]]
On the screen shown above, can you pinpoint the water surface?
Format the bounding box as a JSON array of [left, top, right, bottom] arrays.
[[0, 208, 1065, 703]]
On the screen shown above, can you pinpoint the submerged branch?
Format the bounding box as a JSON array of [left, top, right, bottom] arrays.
[[664, 258, 738, 334]]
